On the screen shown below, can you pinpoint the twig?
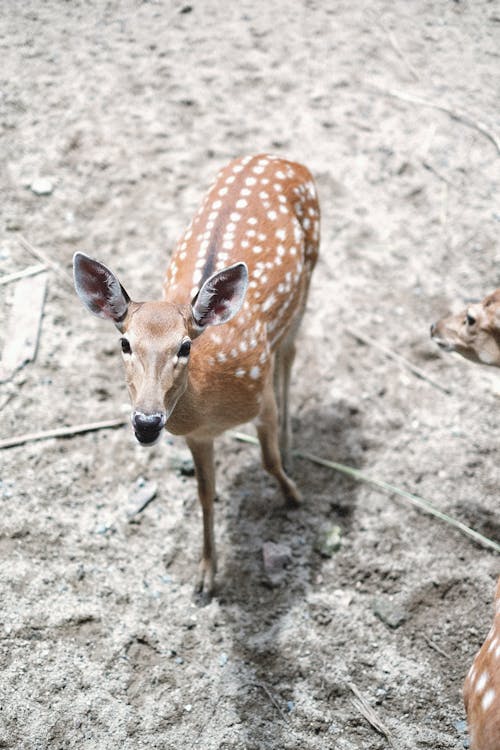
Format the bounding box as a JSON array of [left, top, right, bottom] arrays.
[[0, 274, 47, 383], [0, 417, 128, 450], [0, 264, 47, 286], [18, 235, 74, 288], [423, 634, 451, 660], [348, 682, 394, 746], [344, 326, 452, 395], [230, 432, 500, 554], [422, 161, 455, 187], [373, 87, 500, 157], [244, 682, 290, 724], [378, 20, 419, 82]]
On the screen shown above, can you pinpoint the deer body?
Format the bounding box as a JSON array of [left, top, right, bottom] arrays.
[[431, 295, 500, 748], [74, 154, 320, 594], [463, 578, 500, 750]]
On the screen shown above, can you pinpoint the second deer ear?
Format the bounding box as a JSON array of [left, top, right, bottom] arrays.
[[191, 262, 248, 330], [73, 252, 130, 329]]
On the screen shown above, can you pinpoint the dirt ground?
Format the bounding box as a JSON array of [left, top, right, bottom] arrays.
[[1, 1, 499, 748]]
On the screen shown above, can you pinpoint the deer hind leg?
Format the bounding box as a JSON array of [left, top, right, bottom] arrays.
[[186, 436, 217, 596], [273, 335, 297, 472], [256, 370, 302, 508]]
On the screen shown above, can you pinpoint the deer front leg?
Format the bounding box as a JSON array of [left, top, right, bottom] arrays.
[[256, 372, 302, 508], [186, 436, 217, 596], [274, 337, 296, 472]]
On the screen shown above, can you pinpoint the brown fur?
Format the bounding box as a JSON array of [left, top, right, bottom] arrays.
[[463, 578, 500, 750], [431, 289, 500, 366], [431, 292, 500, 749], [75, 154, 320, 596]]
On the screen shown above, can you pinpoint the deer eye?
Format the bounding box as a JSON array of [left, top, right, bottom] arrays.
[[178, 339, 191, 358], [120, 337, 132, 354], [466, 313, 476, 326]]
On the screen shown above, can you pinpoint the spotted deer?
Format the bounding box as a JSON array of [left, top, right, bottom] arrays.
[[431, 294, 500, 749], [73, 154, 319, 595], [430, 289, 500, 366], [463, 578, 500, 750]]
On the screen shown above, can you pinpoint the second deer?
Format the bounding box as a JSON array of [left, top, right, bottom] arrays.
[[432, 291, 500, 750], [74, 154, 320, 596]]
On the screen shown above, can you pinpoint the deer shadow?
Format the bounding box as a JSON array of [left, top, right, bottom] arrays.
[[212, 397, 367, 745]]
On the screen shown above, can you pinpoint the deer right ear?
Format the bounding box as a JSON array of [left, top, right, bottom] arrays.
[[190, 262, 248, 331], [73, 252, 130, 328]]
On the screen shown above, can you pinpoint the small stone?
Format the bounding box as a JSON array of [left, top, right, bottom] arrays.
[[30, 178, 54, 196], [315, 524, 342, 557], [6, 217, 21, 231], [372, 597, 408, 629], [127, 477, 157, 517], [262, 542, 292, 586], [169, 450, 195, 477], [219, 652, 228, 667]]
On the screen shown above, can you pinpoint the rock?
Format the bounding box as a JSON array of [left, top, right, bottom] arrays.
[[169, 449, 195, 476], [372, 596, 408, 629], [127, 477, 158, 517], [30, 178, 54, 196], [315, 524, 342, 557], [262, 542, 292, 586]]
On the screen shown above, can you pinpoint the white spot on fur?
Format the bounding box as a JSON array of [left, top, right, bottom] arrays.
[[482, 688, 496, 711], [476, 672, 488, 694], [249, 366, 260, 379], [267, 210, 277, 221], [235, 368, 245, 377], [236, 199, 248, 209]]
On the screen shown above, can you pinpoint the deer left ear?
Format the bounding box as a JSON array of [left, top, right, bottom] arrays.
[[191, 262, 248, 330], [73, 252, 130, 329]]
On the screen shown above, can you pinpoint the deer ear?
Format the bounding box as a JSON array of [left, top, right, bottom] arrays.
[[73, 252, 130, 327], [191, 262, 248, 330]]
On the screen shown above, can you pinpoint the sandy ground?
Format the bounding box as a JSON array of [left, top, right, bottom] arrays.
[[1, 1, 499, 748]]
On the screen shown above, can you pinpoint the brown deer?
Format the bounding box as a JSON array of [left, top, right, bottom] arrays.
[[73, 154, 319, 596], [462, 578, 500, 750], [430, 289, 500, 366], [431, 292, 500, 749]]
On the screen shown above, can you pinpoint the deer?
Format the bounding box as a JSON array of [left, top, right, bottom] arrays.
[[431, 293, 500, 749], [430, 289, 500, 367], [462, 578, 500, 750], [73, 154, 320, 597]]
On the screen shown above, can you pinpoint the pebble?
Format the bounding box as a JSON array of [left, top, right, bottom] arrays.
[[127, 477, 158, 516], [315, 524, 342, 557], [262, 542, 292, 587], [30, 178, 54, 196], [372, 596, 408, 629]]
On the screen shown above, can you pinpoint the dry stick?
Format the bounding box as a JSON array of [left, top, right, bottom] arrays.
[[0, 417, 128, 450], [0, 264, 47, 286], [423, 634, 452, 660], [378, 20, 419, 82], [246, 683, 290, 724], [348, 682, 394, 747], [230, 432, 500, 554], [18, 235, 74, 288], [373, 87, 500, 157], [344, 326, 452, 395]]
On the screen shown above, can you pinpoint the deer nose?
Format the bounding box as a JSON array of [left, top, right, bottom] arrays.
[[132, 411, 166, 444]]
